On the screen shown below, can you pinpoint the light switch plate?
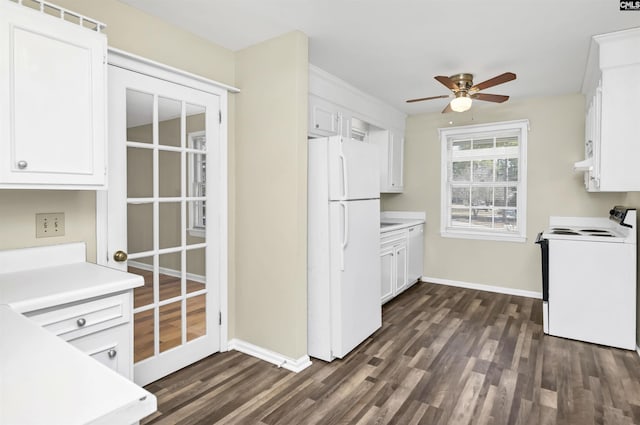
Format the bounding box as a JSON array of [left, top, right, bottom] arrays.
[[36, 212, 65, 238]]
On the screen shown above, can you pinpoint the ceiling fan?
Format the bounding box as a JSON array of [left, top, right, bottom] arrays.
[[406, 72, 516, 113]]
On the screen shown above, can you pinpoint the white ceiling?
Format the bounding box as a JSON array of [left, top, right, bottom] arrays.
[[118, 0, 640, 115]]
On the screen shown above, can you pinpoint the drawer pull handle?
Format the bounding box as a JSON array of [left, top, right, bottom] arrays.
[[17, 160, 28, 169], [76, 318, 86, 327], [108, 349, 117, 358]]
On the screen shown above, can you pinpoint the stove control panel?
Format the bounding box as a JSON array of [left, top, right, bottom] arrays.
[[609, 206, 636, 228]]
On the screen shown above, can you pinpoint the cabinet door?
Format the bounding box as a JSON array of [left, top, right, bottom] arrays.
[[309, 96, 339, 137], [380, 247, 395, 304], [0, 2, 106, 188], [389, 131, 404, 191], [407, 225, 424, 285], [394, 244, 408, 294]]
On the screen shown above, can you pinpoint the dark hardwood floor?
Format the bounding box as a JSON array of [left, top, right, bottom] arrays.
[[141, 282, 640, 425]]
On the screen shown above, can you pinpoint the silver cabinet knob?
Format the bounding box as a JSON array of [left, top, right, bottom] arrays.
[[76, 318, 86, 327], [107, 349, 117, 358], [17, 160, 27, 169]]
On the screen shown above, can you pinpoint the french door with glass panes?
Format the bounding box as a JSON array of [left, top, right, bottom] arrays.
[[105, 64, 221, 386]]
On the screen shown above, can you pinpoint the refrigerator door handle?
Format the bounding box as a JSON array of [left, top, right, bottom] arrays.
[[339, 150, 349, 199], [340, 201, 349, 271]]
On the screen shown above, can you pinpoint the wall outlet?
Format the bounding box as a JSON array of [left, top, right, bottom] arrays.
[[36, 212, 65, 238]]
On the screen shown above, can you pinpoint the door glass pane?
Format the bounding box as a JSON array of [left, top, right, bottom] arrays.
[[127, 203, 153, 254], [159, 202, 181, 250], [126, 90, 153, 144], [129, 255, 154, 308], [158, 97, 182, 147], [159, 150, 181, 198], [187, 248, 206, 294], [159, 301, 182, 353], [159, 252, 182, 301], [186, 104, 206, 136], [187, 295, 206, 342], [187, 200, 206, 244], [127, 147, 153, 198], [134, 309, 154, 362]]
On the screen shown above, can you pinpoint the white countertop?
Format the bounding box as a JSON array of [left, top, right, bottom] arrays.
[[0, 243, 156, 425], [0, 262, 144, 313], [0, 305, 155, 425], [380, 211, 426, 233]]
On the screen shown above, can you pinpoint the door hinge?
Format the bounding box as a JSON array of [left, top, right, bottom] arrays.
[[219, 110, 222, 124], [219, 311, 222, 325]]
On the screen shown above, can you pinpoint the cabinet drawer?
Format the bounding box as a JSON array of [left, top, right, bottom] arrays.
[[25, 293, 130, 342], [69, 323, 131, 378], [381, 229, 406, 246]]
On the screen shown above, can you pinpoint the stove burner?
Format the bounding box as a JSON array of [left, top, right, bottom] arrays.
[[551, 227, 572, 231], [581, 229, 609, 233], [551, 230, 580, 235], [588, 233, 614, 237]]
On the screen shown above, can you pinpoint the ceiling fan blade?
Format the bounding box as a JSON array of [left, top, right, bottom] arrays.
[[434, 75, 457, 91], [471, 72, 516, 92], [406, 94, 450, 103], [472, 93, 510, 103], [441, 103, 453, 114]]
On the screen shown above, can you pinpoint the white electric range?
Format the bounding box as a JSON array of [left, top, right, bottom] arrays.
[[536, 206, 637, 350]]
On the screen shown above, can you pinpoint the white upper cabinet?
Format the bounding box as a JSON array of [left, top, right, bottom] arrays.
[[0, 1, 107, 189], [309, 94, 351, 138], [577, 27, 640, 192], [369, 128, 404, 192], [309, 65, 406, 193]]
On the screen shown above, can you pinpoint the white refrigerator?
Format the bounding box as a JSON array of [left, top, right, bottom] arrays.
[[308, 136, 382, 362]]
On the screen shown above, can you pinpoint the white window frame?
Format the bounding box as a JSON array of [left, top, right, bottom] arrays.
[[188, 130, 206, 238], [439, 119, 529, 243]]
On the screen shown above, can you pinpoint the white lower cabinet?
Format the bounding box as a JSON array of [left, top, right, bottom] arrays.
[[407, 224, 424, 284], [380, 231, 408, 304], [24, 291, 133, 379], [380, 223, 424, 304]]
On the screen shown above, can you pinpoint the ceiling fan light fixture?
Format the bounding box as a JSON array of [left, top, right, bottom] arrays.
[[450, 93, 472, 112]]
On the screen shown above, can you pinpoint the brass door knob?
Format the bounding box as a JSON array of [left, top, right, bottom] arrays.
[[113, 250, 128, 262]]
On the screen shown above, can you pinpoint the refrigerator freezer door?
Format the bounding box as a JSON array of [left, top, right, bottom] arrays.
[[328, 137, 379, 201], [329, 198, 382, 358]]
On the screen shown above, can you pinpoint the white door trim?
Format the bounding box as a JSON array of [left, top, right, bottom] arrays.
[[96, 48, 230, 352]]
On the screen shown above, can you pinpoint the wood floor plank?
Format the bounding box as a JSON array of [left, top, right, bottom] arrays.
[[141, 282, 640, 425]]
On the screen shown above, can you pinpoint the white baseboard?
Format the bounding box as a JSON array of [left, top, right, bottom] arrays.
[[421, 276, 542, 299], [128, 260, 205, 284], [227, 338, 312, 373]]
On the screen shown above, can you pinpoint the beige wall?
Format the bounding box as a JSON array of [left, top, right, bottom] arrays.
[[234, 31, 309, 359], [0, 190, 97, 261], [382, 94, 625, 293]]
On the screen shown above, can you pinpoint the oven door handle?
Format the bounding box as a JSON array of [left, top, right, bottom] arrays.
[[535, 232, 549, 302]]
